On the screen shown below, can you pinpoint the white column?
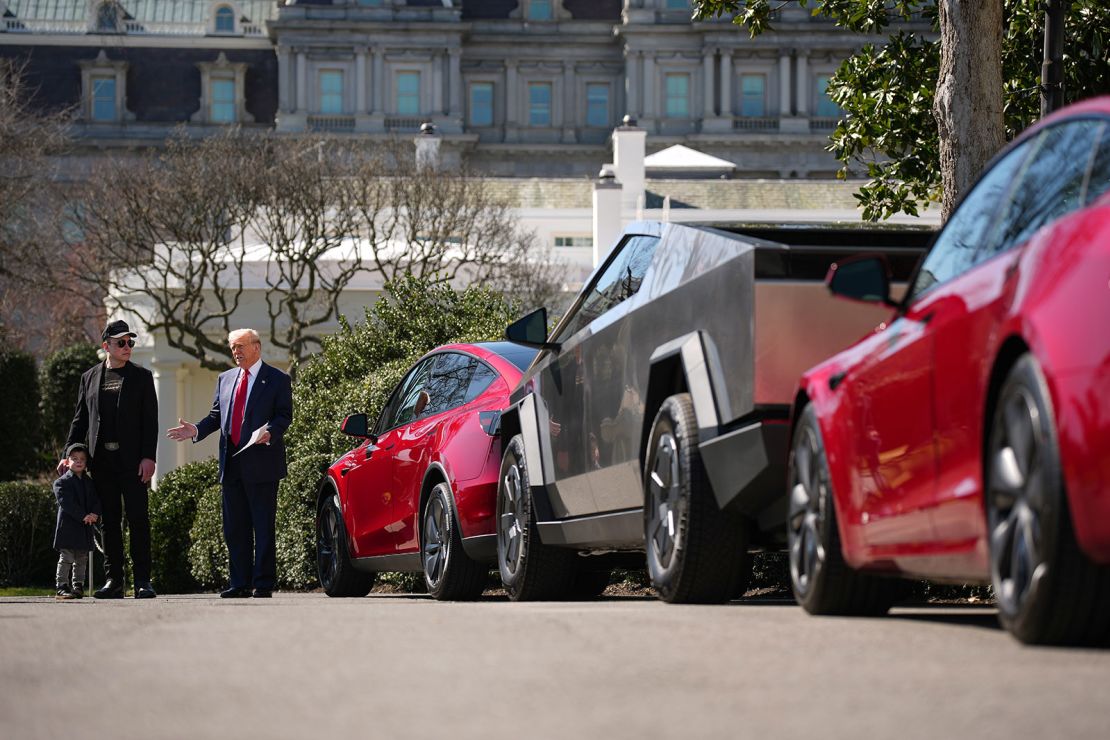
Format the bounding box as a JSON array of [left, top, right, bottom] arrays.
[[779, 53, 792, 115], [593, 169, 623, 267], [641, 54, 655, 125], [719, 50, 732, 116], [795, 52, 809, 116], [703, 49, 715, 117], [151, 362, 179, 487], [296, 50, 307, 112], [355, 48, 367, 113], [448, 48, 462, 118], [504, 59, 518, 141]]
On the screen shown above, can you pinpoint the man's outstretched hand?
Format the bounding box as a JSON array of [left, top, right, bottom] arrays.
[[167, 418, 198, 442]]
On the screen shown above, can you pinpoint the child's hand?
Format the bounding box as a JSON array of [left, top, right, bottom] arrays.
[[84, 514, 98, 525]]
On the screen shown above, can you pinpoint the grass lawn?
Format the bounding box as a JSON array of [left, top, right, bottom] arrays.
[[0, 587, 55, 597]]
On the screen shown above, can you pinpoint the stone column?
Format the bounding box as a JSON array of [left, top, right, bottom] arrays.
[[779, 53, 792, 116], [593, 167, 623, 268], [625, 50, 640, 119], [355, 48, 367, 113], [369, 47, 386, 131], [640, 53, 655, 130], [432, 51, 444, 115], [277, 46, 291, 113], [296, 49, 307, 112], [795, 52, 809, 116], [719, 50, 732, 116], [448, 48, 462, 118], [703, 49, 715, 117], [562, 59, 577, 143], [505, 59, 519, 142], [279, 48, 309, 131]]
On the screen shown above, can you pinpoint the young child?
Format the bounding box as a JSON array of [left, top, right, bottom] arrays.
[[53, 443, 101, 600]]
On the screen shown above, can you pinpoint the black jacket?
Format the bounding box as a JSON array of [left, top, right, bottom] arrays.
[[64, 361, 158, 466], [53, 470, 102, 551]]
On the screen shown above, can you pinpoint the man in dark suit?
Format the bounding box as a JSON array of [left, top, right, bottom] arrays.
[[167, 328, 292, 598], [60, 319, 158, 599]]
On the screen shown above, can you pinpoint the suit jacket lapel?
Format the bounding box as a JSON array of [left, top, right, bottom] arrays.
[[244, 363, 268, 425]]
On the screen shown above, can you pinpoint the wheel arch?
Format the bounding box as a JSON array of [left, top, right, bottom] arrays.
[[638, 351, 689, 471], [418, 462, 453, 546]]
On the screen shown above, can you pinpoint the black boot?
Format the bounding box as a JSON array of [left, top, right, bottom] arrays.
[[93, 579, 125, 599], [135, 582, 157, 599]]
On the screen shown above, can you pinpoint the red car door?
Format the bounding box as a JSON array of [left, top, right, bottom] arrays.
[[344, 428, 401, 557]]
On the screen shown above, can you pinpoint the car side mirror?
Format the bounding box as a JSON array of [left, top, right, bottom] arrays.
[[505, 307, 561, 351], [340, 413, 376, 442], [826, 256, 898, 308]]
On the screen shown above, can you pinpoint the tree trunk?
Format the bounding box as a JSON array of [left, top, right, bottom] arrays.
[[933, 0, 1006, 221]]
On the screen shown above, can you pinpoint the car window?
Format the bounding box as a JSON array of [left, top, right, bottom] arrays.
[[908, 138, 1033, 300], [1083, 122, 1110, 206], [424, 352, 477, 416], [556, 235, 661, 340], [465, 361, 498, 403], [991, 119, 1105, 255], [383, 358, 433, 431]]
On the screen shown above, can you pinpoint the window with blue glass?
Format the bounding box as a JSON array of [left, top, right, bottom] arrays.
[[529, 82, 552, 126], [740, 75, 765, 117], [214, 6, 235, 33], [586, 83, 609, 127], [91, 76, 116, 121], [469, 82, 493, 127], [211, 78, 235, 123], [320, 70, 344, 114], [397, 71, 420, 115], [815, 75, 840, 118], [665, 0, 690, 9], [665, 74, 689, 118], [528, 0, 553, 20]]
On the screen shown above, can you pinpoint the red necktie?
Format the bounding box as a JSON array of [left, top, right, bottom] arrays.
[[230, 368, 250, 447]]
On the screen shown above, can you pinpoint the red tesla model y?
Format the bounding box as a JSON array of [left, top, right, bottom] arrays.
[[788, 97, 1110, 645], [316, 342, 536, 600]]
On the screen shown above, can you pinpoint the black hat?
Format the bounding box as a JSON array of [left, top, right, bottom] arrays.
[[65, 442, 89, 458], [102, 319, 137, 342]]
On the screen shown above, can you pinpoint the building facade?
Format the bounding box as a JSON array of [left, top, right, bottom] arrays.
[[2, 0, 930, 176]]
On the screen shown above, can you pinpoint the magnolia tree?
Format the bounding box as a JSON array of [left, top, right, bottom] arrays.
[[67, 130, 563, 373]]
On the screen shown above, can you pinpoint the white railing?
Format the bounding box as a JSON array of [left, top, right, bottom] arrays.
[[2, 18, 264, 37], [3, 18, 86, 33], [734, 116, 779, 131], [811, 117, 840, 131], [308, 115, 356, 133], [385, 116, 424, 132]]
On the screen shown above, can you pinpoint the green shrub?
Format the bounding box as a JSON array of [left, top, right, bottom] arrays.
[[189, 479, 228, 590], [280, 275, 519, 589], [0, 351, 41, 481], [150, 459, 219, 593], [0, 479, 57, 587], [39, 343, 99, 464]]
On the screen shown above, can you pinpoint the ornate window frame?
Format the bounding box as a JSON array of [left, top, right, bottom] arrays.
[[211, 3, 239, 36], [79, 50, 130, 123], [193, 52, 254, 124]]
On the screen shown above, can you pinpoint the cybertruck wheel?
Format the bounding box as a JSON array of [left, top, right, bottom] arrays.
[[644, 394, 749, 604], [988, 355, 1110, 645], [317, 494, 374, 597], [421, 482, 487, 601], [497, 435, 574, 601], [788, 405, 903, 616]]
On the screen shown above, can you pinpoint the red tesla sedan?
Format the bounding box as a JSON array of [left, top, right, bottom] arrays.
[[788, 97, 1110, 645], [315, 342, 537, 600]]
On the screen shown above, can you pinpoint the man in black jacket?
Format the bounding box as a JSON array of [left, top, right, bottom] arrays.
[[60, 320, 159, 599]]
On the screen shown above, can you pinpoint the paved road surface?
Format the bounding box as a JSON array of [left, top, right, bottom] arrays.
[[2, 593, 1108, 740]]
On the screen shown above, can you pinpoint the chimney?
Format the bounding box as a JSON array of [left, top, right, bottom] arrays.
[[414, 121, 440, 171], [592, 164, 623, 267], [611, 115, 646, 214]]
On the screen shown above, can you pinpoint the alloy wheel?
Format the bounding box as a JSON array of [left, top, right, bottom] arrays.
[[423, 494, 449, 587], [788, 423, 825, 597], [646, 433, 682, 572], [317, 504, 339, 590], [989, 385, 1048, 616], [499, 462, 525, 577]]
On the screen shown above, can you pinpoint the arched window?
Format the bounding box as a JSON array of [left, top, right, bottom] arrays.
[[214, 6, 235, 34], [96, 2, 118, 32]]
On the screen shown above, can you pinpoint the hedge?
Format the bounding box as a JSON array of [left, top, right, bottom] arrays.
[[149, 458, 220, 593], [0, 351, 41, 481], [0, 480, 57, 587], [39, 343, 100, 464]]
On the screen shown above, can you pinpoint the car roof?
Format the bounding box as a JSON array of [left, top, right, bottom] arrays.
[[422, 342, 538, 378]]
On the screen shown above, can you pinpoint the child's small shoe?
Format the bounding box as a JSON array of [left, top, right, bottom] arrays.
[[71, 584, 84, 599], [55, 588, 76, 601]]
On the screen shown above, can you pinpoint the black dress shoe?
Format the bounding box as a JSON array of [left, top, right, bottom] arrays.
[[252, 588, 272, 598], [220, 586, 252, 598], [135, 583, 157, 599], [93, 580, 124, 599]]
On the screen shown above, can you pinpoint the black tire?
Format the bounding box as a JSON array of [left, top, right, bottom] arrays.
[[421, 482, 487, 601], [317, 493, 374, 597], [987, 354, 1110, 645], [787, 404, 903, 616], [568, 565, 611, 600], [643, 393, 750, 604], [497, 434, 575, 601]]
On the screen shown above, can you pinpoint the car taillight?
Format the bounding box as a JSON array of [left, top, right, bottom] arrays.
[[478, 411, 501, 436]]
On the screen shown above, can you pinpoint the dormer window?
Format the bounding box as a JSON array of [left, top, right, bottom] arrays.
[[95, 2, 119, 33], [214, 5, 235, 34]]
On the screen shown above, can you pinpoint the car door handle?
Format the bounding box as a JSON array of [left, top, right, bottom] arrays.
[[920, 312, 935, 325], [366, 443, 393, 460], [829, 371, 847, 391]]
